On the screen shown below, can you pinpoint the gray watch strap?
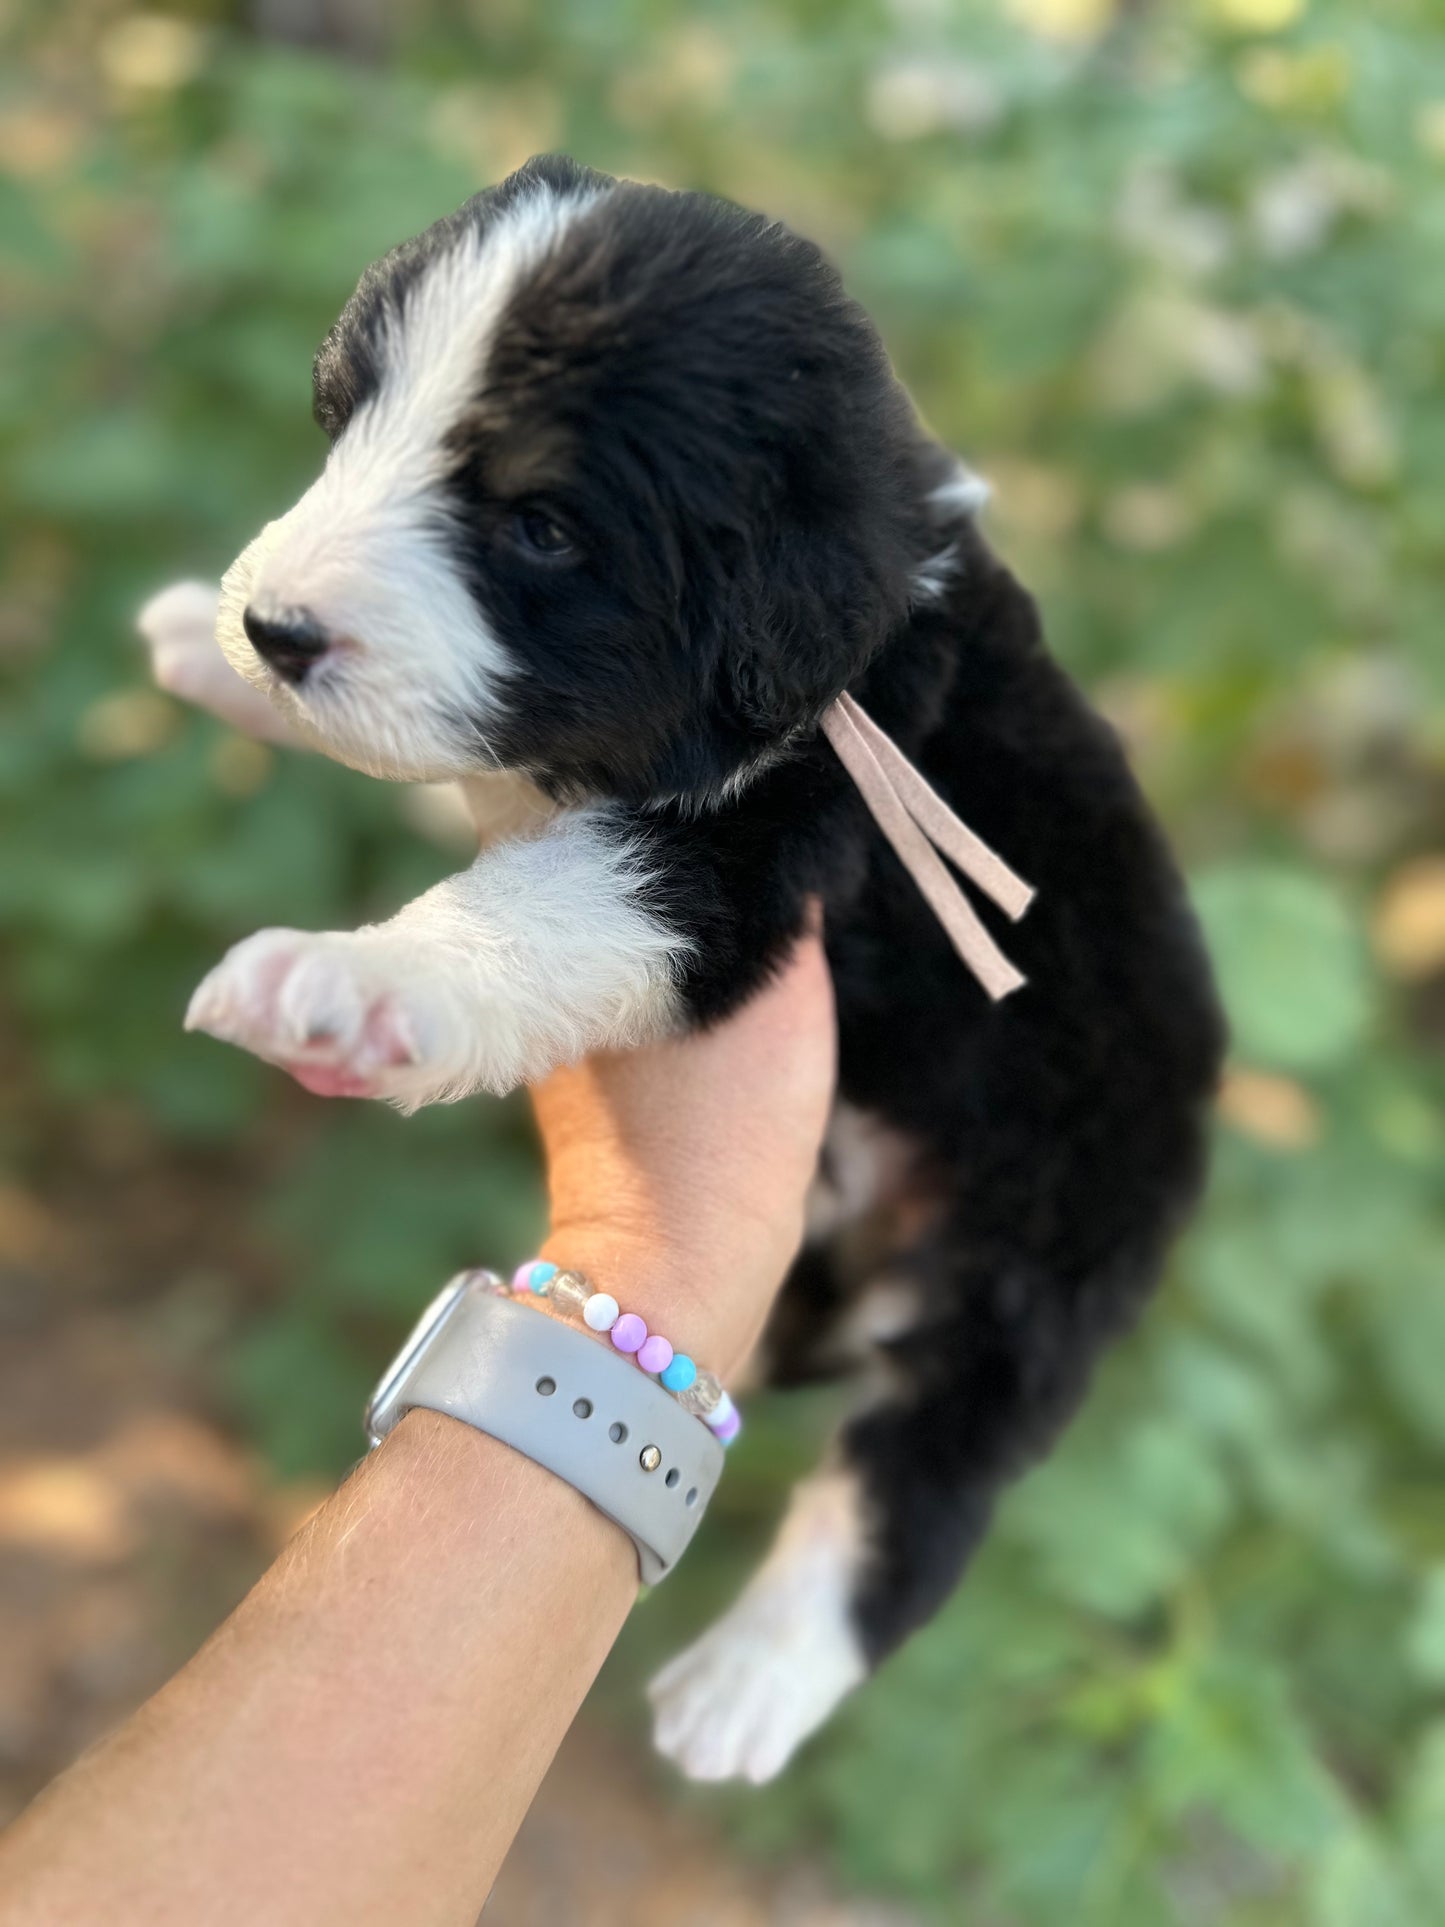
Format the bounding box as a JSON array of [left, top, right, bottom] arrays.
[[364, 1276, 724, 1584]]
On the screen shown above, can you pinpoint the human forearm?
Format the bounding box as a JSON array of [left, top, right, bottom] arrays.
[[0, 1407, 636, 1927], [0, 1204, 809, 1926]]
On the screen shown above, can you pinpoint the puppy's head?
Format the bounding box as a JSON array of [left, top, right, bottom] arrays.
[[219, 154, 965, 799]]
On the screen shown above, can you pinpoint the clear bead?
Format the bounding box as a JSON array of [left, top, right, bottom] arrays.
[[548, 1269, 592, 1316], [677, 1370, 724, 1418]]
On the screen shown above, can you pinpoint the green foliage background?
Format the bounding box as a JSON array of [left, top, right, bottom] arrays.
[[3, 0, 1444, 1918]]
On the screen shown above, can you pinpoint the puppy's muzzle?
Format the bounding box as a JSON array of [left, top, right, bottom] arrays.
[[242, 602, 331, 685]]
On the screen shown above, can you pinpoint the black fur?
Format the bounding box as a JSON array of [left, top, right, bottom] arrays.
[[320, 156, 1226, 1669]]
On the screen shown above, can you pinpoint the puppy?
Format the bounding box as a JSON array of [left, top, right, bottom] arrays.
[[140, 155, 1225, 1783]]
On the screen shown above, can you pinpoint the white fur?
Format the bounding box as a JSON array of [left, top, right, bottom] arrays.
[[911, 542, 959, 603], [216, 180, 608, 783], [804, 1100, 917, 1241], [838, 1276, 924, 1351], [138, 583, 557, 848], [911, 460, 991, 603], [184, 809, 686, 1106], [649, 1470, 869, 1783], [929, 460, 991, 518]]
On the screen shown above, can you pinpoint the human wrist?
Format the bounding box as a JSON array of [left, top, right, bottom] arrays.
[[536, 1220, 783, 1384], [378, 1405, 636, 1582]]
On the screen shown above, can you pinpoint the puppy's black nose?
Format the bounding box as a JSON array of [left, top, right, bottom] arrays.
[[241, 604, 330, 684]]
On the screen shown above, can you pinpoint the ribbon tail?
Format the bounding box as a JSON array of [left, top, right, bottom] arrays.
[[833, 693, 1034, 922], [821, 699, 1029, 1001], [880, 802, 1028, 1000]]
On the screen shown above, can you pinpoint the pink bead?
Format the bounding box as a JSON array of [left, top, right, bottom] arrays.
[[610, 1312, 647, 1354], [510, 1261, 535, 1294], [637, 1334, 674, 1375], [713, 1408, 742, 1445]]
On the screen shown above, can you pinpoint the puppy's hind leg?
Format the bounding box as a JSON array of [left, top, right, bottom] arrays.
[[649, 1221, 1169, 1785], [648, 1462, 870, 1784], [647, 1246, 901, 1788]]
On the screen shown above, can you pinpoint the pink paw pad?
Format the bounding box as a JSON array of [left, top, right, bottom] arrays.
[[281, 993, 416, 1097]]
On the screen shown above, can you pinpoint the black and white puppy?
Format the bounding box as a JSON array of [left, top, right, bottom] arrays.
[[140, 155, 1225, 1783]]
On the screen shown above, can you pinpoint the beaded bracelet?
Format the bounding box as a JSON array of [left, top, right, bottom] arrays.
[[502, 1258, 742, 1447]]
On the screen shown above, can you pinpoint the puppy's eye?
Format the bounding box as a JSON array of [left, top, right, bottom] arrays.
[[509, 509, 576, 560]]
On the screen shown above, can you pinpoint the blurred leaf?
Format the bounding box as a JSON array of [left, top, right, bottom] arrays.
[[1143, 1650, 1343, 1855], [1405, 1569, 1445, 1687], [1193, 864, 1374, 1071], [1008, 1414, 1233, 1618], [226, 1305, 370, 1479]]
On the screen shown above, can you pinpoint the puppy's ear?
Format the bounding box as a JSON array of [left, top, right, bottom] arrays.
[[729, 424, 974, 730], [644, 525, 908, 803], [724, 540, 884, 734], [645, 430, 958, 807]]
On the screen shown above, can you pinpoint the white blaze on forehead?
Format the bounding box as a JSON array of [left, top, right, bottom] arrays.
[[340, 183, 608, 514], [217, 181, 608, 784]]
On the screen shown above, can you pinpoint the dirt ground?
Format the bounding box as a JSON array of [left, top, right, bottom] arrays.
[[0, 1105, 909, 1925]]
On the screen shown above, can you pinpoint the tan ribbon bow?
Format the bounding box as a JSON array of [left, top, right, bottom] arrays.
[[820, 692, 1035, 1000]]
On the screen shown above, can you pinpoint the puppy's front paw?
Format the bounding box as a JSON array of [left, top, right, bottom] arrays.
[[138, 580, 301, 746], [139, 579, 222, 654], [139, 580, 225, 698], [186, 929, 467, 1108]]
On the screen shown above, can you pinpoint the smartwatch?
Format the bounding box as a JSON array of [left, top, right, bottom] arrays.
[[365, 1272, 725, 1584]]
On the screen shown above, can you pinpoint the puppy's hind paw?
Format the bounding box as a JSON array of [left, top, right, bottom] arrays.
[[647, 1586, 865, 1784], [186, 929, 467, 1108], [648, 1471, 869, 1783]]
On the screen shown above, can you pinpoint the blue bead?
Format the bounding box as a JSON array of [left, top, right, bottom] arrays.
[[660, 1354, 696, 1393], [529, 1261, 558, 1294]]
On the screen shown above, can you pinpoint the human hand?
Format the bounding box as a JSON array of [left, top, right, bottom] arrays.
[[530, 920, 835, 1381]]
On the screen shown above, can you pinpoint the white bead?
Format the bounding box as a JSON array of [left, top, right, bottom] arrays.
[[583, 1292, 620, 1332], [705, 1392, 736, 1431]]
